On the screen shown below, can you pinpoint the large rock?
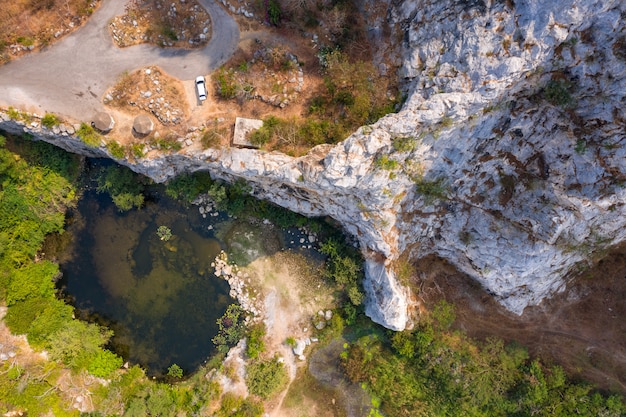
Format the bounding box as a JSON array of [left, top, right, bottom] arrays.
[[2, 0, 625, 331]]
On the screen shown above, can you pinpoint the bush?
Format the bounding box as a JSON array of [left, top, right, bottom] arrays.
[[320, 238, 365, 306], [213, 69, 239, 99], [41, 113, 60, 128], [374, 154, 399, 171], [212, 304, 248, 353], [246, 356, 288, 399], [216, 393, 263, 417], [246, 323, 266, 359], [77, 122, 101, 147], [96, 165, 146, 211], [167, 364, 183, 379], [88, 350, 123, 378], [106, 140, 126, 159], [544, 79, 574, 108]]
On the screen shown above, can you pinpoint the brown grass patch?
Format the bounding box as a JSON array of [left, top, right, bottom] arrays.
[[105, 66, 188, 127], [413, 246, 626, 394], [109, 0, 211, 48], [0, 0, 101, 64]]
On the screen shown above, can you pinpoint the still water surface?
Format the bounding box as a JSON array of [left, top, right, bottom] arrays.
[[60, 188, 232, 376]]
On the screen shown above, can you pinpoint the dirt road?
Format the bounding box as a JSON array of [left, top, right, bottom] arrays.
[[0, 0, 239, 120]]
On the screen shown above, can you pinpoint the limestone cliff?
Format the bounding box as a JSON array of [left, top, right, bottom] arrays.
[[2, 0, 625, 331]]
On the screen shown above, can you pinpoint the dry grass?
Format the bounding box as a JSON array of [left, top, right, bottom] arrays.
[[0, 0, 100, 64], [109, 0, 211, 48], [104, 66, 188, 127]]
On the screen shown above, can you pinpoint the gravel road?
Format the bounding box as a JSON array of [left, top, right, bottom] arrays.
[[0, 0, 239, 120]]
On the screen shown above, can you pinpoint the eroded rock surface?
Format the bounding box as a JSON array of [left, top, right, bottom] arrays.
[[2, 0, 625, 331]]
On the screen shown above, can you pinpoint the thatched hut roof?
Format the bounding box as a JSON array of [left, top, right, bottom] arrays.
[[92, 112, 115, 133], [132, 114, 154, 136]]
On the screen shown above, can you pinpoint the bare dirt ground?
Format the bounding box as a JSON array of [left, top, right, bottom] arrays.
[[223, 250, 345, 417], [413, 243, 626, 394]]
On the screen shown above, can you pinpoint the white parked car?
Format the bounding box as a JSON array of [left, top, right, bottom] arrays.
[[195, 76, 207, 101]]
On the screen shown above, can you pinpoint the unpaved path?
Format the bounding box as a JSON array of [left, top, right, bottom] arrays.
[[0, 0, 239, 120]]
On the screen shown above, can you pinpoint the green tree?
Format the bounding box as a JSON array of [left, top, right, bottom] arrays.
[[167, 364, 183, 379], [246, 356, 288, 399]]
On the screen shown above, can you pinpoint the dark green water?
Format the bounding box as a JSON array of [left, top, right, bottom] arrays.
[[59, 187, 232, 376]]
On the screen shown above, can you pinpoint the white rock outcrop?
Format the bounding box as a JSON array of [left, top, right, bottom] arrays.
[[2, 0, 625, 331]]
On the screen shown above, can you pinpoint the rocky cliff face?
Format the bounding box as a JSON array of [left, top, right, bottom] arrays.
[[2, 0, 625, 331]]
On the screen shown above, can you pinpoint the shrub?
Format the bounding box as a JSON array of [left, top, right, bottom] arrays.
[[167, 364, 183, 379], [414, 177, 448, 204], [374, 155, 399, 171], [149, 134, 182, 152], [88, 349, 123, 378], [77, 122, 101, 147], [213, 69, 239, 99], [212, 304, 248, 353], [129, 143, 145, 159], [96, 165, 146, 211], [246, 356, 288, 399], [544, 79, 574, 107], [106, 141, 126, 159], [246, 323, 266, 359], [41, 113, 60, 128], [216, 393, 263, 417], [392, 136, 417, 153]]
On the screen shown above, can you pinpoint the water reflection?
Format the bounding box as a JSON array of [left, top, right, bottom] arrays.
[[60, 189, 231, 376]]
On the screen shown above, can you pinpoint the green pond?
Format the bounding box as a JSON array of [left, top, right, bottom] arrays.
[[59, 187, 231, 376], [57, 162, 312, 377]]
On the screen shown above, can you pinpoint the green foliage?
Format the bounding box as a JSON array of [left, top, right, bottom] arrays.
[[161, 23, 178, 41], [575, 139, 587, 154], [0, 136, 77, 276], [96, 165, 146, 211], [341, 318, 626, 417], [167, 364, 184, 379], [431, 300, 456, 330], [46, 320, 113, 370], [319, 51, 398, 127], [157, 225, 172, 241], [6, 261, 58, 305], [374, 154, 399, 171], [129, 143, 145, 159], [392, 136, 418, 153], [544, 79, 574, 108], [106, 140, 126, 159], [267, 0, 282, 25], [41, 113, 60, 128], [414, 176, 448, 204], [212, 304, 248, 353], [148, 134, 182, 152], [215, 393, 263, 417], [77, 122, 101, 147], [320, 238, 365, 306], [213, 68, 239, 99], [246, 323, 266, 359], [164, 171, 215, 204], [200, 126, 226, 149], [285, 336, 297, 348], [0, 360, 75, 417], [88, 350, 123, 378], [246, 356, 288, 399]]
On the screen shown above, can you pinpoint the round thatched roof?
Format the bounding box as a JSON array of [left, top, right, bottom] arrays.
[[92, 112, 115, 133], [133, 114, 154, 136]]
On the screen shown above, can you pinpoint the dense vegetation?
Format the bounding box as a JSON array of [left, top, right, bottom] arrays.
[[0, 135, 122, 414], [340, 302, 626, 417]]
